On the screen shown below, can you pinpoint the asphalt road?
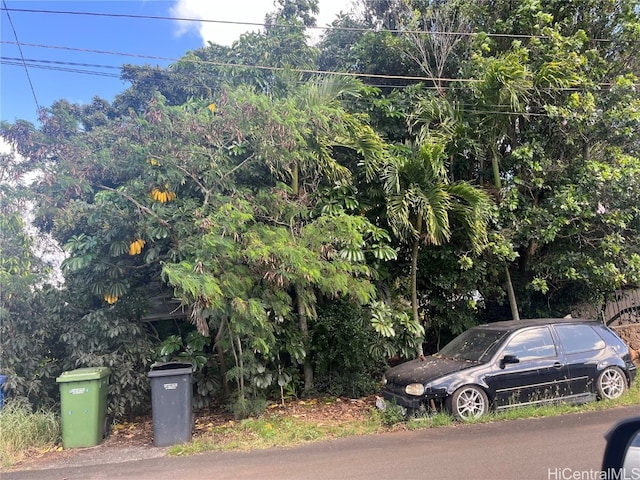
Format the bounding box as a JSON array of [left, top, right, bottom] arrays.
[[5, 405, 639, 480]]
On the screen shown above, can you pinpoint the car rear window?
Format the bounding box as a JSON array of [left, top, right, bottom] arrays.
[[501, 327, 557, 361], [555, 324, 605, 354]]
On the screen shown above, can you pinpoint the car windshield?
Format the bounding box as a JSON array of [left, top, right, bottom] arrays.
[[437, 328, 508, 362]]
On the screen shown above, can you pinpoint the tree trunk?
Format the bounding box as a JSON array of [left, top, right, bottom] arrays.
[[505, 266, 520, 321], [492, 147, 520, 319], [292, 161, 299, 195], [292, 164, 312, 390], [214, 320, 230, 398], [491, 147, 502, 189], [412, 214, 424, 357], [235, 335, 244, 394], [297, 289, 314, 393]]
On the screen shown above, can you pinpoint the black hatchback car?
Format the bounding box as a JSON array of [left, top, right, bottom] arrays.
[[381, 318, 637, 420]]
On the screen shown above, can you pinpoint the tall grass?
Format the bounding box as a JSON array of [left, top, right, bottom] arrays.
[[0, 402, 60, 469]]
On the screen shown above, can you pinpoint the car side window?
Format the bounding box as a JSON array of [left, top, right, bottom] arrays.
[[502, 327, 557, 361], [555, 324, 605, 354]]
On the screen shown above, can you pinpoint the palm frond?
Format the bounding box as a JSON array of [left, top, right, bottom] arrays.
[[417, 186, 452, 245], [445, 182, 493, 253], [301, 75, 361, 109], [386, 193, 415, 240]]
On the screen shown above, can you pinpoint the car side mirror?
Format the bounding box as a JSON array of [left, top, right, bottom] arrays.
[[601, 417, 640, 479], [500, 354, 520, 369]]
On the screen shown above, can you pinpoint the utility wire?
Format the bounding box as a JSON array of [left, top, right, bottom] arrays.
[[0, 40, 476, 84], [1, 56, 121, 71], [0, 6, 622, 43], [1, 60, 121, 78], [0, 59, 606, 119], [0, 55, 621, 94], [1, 7, 635, 92], [3, 40, 637, 90], [2, 0, 40, 111]]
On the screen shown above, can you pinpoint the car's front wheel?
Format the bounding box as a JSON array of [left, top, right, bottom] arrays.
[[447, 385, 489, 420], [596, 366, 627, 400]]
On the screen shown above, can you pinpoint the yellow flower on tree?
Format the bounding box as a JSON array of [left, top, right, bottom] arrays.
[[128, 238, 146, 255], [151, 188, 177, 203], [104, 293, 119, 304]]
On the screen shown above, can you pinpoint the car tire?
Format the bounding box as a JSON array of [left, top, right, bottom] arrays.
[[447, 385, 489, 420], [596, 366, 627, 400]]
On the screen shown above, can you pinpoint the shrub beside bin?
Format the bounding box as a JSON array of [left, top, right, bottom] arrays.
[[148, 362, 195, 447], [56, 367, 111, 448]]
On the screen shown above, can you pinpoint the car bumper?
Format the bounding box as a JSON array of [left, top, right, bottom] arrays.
[[381, 386, 449, 409], [628, 361, 637, 384]]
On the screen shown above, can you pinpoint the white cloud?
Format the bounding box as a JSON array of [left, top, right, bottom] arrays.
[[170, 0, 352, 47], [0, 137, 11, 155]]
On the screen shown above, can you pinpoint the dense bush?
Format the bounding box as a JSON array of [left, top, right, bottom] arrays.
[[0, 206, 64, 409], [312, 300, 387, 398], [58, 307, 156, 419], [154, 330, 222, 410], [0, 286, 63, 410]]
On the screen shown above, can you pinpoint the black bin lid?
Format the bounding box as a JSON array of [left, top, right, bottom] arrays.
[[147, 361, 195, 378]]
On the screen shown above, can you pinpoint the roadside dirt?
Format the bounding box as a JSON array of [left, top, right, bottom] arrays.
[[7, 396, 379, 472], [107, 395, 377, 448]]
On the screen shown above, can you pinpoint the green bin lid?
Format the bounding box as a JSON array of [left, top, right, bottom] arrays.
[[56, 367, 111, 383]]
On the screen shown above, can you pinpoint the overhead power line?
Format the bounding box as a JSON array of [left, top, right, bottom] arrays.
[[3, 40, 637, 91], [0, 57, 620, 119], [1, 56, 121, 71], [0, 64, 572, 118], [2, 0, 40, 111], [1, 59, 121, 78], [0, 6, 620, 43], [0, 40, 476, 84]]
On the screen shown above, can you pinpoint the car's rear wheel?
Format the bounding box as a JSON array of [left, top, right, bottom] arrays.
[[596, 366, 627, 400], [447, 385, 489, 420]]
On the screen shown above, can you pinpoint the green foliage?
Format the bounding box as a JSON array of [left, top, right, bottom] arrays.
[[378, 399, 406, 426], [0, 189, 62, 409], [156, 332, 209, 369], [414, 243, 498, 351], [368, 300, 424, 359], [154, 331, 220, 410], [57, 305, 156, 418], [0, 286, 62, 409], [311, 301, 387, 398], [227, 391, 268, 420], [2, 0, 639, 419]]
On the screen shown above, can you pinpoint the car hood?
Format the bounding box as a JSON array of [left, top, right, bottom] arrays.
[[385, 356, 477, 385]]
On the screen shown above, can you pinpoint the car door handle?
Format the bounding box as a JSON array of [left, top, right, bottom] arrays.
[[553, 362, 563, 369]]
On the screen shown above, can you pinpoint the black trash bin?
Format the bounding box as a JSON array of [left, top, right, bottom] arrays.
[[147, 362, 195, 447], [0, 375, 6, 410]]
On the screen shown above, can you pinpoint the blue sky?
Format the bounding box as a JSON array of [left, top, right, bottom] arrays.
[[1, 0, 349, 125]]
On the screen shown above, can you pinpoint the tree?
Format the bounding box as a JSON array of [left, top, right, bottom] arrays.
[[338, 0, 640, 324], [460, 0, 640, 316], [399, 1, 473, 96], [380, 95, 493, 354], [5, 71, 402, 412], [154, 77, 397, 396]]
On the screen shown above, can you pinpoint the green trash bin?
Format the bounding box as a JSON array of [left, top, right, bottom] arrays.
[[56, 367, 111, 448]]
